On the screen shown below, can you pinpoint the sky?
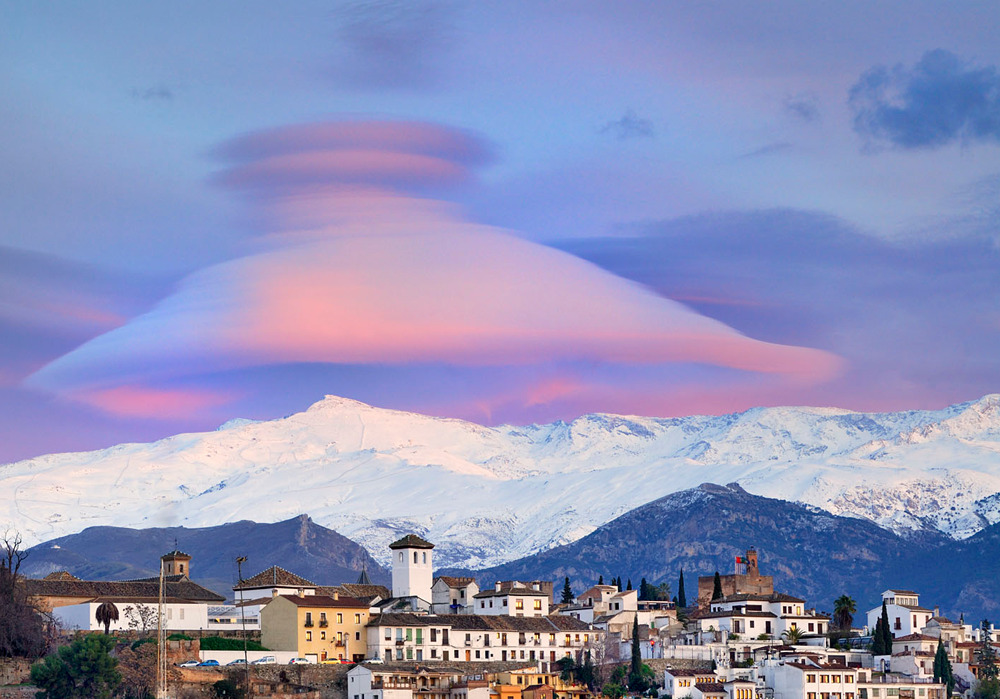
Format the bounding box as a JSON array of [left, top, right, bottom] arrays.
[[2, 1, 999, 463]]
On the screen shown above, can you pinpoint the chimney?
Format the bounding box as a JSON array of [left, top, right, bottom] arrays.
[[934, 606, 940, 617], [496, 582, 502, 592], [532, 582, 540, 591]]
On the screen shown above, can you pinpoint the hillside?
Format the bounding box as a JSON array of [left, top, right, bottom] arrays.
[[22, 515, 389, 601], [3, 394, 1000, 568]]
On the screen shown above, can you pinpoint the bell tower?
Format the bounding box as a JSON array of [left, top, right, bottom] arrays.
[[161, 549, 192, 578]]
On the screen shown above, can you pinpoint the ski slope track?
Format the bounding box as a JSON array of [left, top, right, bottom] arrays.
[[4, 394, 1000, 568]]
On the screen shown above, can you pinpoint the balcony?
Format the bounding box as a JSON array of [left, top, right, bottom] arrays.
[[319, 620, 328, 628], [395, 640, 405, 646], [334, 639, 347, 647], [304, 621, 314, 628]]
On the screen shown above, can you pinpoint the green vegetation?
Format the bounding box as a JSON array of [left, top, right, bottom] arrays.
[[711, 571, 723, 601], [933, 639, 955, 694], [561, 577, 574, 604], [31, 634, 121, 699], [833, 595, 856, 631], [199, 637, 269, 651], [677, 569, 686, 608], [871, 601, 893, 655]]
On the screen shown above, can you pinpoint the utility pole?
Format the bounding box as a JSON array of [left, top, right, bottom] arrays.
[[237, 556, 250, 696], [157, 557, 167, 698]]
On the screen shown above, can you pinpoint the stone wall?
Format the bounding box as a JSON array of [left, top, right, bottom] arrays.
[[0, 659, 32, 686]]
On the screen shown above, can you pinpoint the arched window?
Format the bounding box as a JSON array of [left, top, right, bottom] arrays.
[[414, 552, 419, 564], [422, 552, 427, 564], [399, 552, 404, 562]]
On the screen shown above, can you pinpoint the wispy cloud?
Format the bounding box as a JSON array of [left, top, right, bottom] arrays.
[[784, 93, 820, 122], [849, 49, 1000, 149], [599, 110, 655, 141], [737, 141, 793, 160]]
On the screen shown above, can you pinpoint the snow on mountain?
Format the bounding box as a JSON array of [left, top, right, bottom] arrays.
[[3, 394, 1000, 568]]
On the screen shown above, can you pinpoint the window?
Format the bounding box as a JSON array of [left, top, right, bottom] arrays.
[[355, 613, 361, 623], [305, 612, 313, 627], [399, 553, 403, 562], [337, 613, 343, 624], [356, 632, 360, 640], [503, 599, 507, 606], [179, 609, 184, 620], [534, 600, 542, 610], [807, 675, 816, 683], [321, 632, 326, 640], [306, 631, 312, 641], [481, 601, 486, 609], [431, 629, 438, 642], [516, 599, 524, 610], [422, 552, 427, 564], [414, 552, 418, 563]]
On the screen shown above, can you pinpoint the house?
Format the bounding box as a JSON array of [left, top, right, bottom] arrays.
[[432, 577, 479, 615], [26, 550, 225, 633], [690, 682, 727, 699], [663, 668, 719, 699], [855, 668, 946, 699], [347, 663, 491, 699], [474, 583, 550, 617], [260, 593, 371, 663], [490, 667, 590, 699], [695, 592, 829, 642], [234, 565, 319, 598], [866, 590, 934, 639], [757, 658, 860, 699], [366, 612, 598, 664]]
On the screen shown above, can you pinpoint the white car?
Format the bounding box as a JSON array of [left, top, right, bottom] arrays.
[[250, 656, 276, 665], [178, 660, 199, 668], [288, 657, 311, 665]]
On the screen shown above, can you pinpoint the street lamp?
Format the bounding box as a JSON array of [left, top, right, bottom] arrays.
[[236, 556, 250, 695]]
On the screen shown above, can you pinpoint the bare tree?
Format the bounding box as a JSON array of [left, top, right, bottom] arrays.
[[123, 604, 158, 638], [0, 530, 47, 658]]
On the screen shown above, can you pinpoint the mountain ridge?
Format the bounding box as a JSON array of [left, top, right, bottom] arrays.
[[3, 394, 999, 569]]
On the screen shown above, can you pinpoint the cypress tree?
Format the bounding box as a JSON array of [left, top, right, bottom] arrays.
[[678, 569, 687, 608], [629, 615, 642, 689], [979, 620, 998, 681], [934, 639, 955, 694], [561, 577, 574, 604], [598, 575, 604, 585], [880, 601, 894, 653], [639, 578, 648, 601], [626, 578, 632, 591], [871, 615, 887, 655], [712, 571, 723, 601]]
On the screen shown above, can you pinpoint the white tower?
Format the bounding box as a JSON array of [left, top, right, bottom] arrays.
[[389, 534, 434, 603]]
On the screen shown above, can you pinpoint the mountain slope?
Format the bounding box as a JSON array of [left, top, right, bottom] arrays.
[[21, 515, 389, 601], [3, 394, 1000, 568], [450, 483, 947, 613]]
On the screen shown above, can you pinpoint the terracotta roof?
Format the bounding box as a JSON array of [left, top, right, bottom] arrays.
[[700, 610, 777, 619], [894, 633, 937, 642], [331, 583, 390, 602], [25, 577, 224, 603], [277, 594, 367, 608], [161, 550, 191, 559], [435, 576, 476, 588], [695, 682, 726, 693], [235, 566, 316, 590], [665, 669, 716, 678], [43, 571, 81, 581], [366, 613, 592, 633], [474, 587, 548, 598], [389, 534, 434, 550]]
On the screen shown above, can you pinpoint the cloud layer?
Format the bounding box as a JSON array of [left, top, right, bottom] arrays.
[[850, 49, 1000, 149], [27, 121, 841, 419]]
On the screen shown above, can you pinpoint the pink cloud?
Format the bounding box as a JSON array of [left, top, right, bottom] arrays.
[[26, 120, 844, 420], [74, 385, 236, 420]]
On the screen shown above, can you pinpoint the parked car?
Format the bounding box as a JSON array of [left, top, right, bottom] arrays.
[[364, 658, 384, 664], [197, 660, 219, 667], [226, 659, 247, 666], [288, 658, 311, 665], [250, 656, 276, 665], [177, 660, 199, 668]]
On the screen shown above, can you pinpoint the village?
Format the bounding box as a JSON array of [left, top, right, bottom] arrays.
[[10, 535, 997, 699]]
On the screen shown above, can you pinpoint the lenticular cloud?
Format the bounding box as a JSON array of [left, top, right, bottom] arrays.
[[27, 121, 841, 417]]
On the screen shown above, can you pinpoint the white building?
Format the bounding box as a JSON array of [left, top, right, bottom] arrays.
[[663, 668, 720, 698], [473, 583, 550, 617], [698, 592, 829, 641], [389, 535, 434, 612], [431, 576, 479, 615], [54, 600, 211, 633], [366, 612, 597, 664], [347, 663, 491, 699], [866, 590, 934, 639]]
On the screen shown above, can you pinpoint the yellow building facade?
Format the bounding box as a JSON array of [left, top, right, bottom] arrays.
[[261, 594, 370, 662]]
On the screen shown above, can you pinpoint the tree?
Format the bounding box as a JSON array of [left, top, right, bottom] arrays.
[[117, 641, 160, 699], [933, 639, 955, 695], [677, 569, 687, 608], [979, 620, 999, 682], [782, 626, 805, 645], [561, 577, 574, 605], [639, 578, 649, 601], [95, 602, 119, 635], [626, 579, 632, 591], [598, 575, 604, 585], [833, 595, 856, 632], [630, 615, 642, 680], [123, 604, 158, 638], [711, 572, 723, 601], [31, 634, 121, 699], [0, 531, 48, 658], [872, 600, 893, 656]]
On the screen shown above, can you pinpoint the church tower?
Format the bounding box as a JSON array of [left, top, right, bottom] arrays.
[[161, 550, 192, 578], [389, 534, 434, 603]]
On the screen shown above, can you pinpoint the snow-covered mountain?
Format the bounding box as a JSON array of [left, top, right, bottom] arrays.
[[4, 394, 1000, 568]]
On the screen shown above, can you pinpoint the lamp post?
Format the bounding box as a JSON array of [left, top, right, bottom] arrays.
[[236, 556, 250, 696]]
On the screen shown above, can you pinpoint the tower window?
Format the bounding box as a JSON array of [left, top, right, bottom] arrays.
[[414, 552, 418, 564]]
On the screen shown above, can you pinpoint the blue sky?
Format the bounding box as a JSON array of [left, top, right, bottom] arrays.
[[1, 1, 999, 462]]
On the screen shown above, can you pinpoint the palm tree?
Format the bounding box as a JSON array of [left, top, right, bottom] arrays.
[[95, 601, 119, 635], [833, 595, 857, 631], [782, 626, 805, 645]]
